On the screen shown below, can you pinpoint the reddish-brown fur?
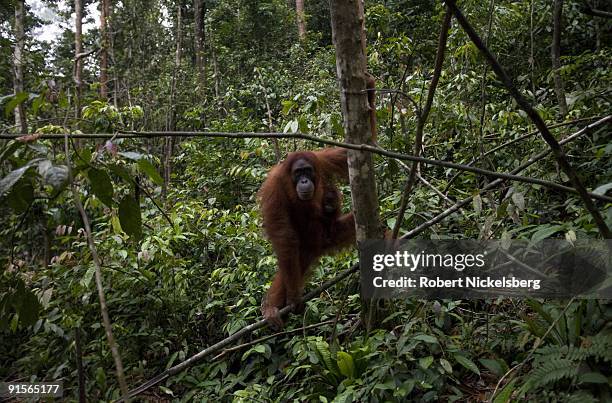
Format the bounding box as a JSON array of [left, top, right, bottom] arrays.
[[259, 147, 355, 329]]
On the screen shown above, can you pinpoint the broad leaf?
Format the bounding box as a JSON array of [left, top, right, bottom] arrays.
[[88, 168, 114, 206], [119, 195, 142, 240], [0, 165, 35, 196], [4, 92, 28, 118], [137, 159, 164, 185], [336, 351, 355, 379], [6, 179, 33, 213], [453, 354, 480, 375], [42, 165, 68, 189]]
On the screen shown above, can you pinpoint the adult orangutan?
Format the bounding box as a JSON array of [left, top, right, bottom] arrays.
[[258, 147, 355, 329]]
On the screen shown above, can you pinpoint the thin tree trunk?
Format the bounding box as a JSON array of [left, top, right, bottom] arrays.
[[296, 0, 307, 40], [75, 327, 86, 403], [551, 0, 568, 117], [163, 3, 183, 199], [13, 0, 27, 133], [74, 0, 83, 119], [109, 13, 118, 108], [99, 0, 110, 100], [210, 27, 220, 99], [194, 0, 206, 98], [330, 0, 384, 330]]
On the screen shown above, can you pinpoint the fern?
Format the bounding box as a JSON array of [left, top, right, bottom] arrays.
[[586, 333, 612, 362], [526, 358, 577, 390]]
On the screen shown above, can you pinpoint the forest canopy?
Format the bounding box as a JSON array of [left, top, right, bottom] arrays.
[[1, 0, 611, 401]]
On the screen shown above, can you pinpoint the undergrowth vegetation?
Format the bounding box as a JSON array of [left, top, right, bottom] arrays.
[[1, 0, 611, 401]]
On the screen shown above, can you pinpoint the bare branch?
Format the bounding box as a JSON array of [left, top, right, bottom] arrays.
[[392, 8, 452, 239], [404, 115, 612, 238], [4, 123, 611, 202], [443, 116, 607, 193]]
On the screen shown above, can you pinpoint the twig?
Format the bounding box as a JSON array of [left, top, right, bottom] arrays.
[[211, 320, 336, 361], [391, 8, 452, 238], [417, 173, 455, 205], [403, 116, 611, 238], [444, 0, 611, 237], [256, 68, 282, 162], [581, 6, 612, 18], [63, 133, 129, 400], [443, 116, 607, 193]]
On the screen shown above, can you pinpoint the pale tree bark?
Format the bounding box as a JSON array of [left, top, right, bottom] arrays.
[[330, 0, 384, 330], [552, 0, 568, 117], [74, 0, 83, 119], [99, 0, 110, 100], [296, 0, 307, 40], [13, 0, 27, 133]]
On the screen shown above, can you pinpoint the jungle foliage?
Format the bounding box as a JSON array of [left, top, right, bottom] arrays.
[[1, 0, 611, 401]]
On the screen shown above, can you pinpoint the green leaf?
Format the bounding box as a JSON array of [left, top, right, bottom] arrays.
[[31, 93, 45, 115], [95, 367, 106, 387], [298, 116, 309, 133], [440, 358, 453, 374], [6, 179, 33, 213], [0, 141, 23, 164], [17, 289, 41, 327], [118, 151, 144, 160], [336, 351, 355, 379], [414, 334, 438, 344], [473, 194, 482, 214], [42, 165, 68, 189], [80, 265, 96, 288], [4, 92, 28, 118], [593, 182, 612, 196], [119, 195, 142, 240], [108, 164, 133, 182], [531, 225, 563, 242], [577, 372, 608, 384], [493, 379, 516, 403], [419, 355, 434, 369], [137, 159, 164, 185], [88, 168, 114, 206], [0, 165, 35, 196], [453, 354, 480, 375], [479, 358, 507, 377], [159, 386, 174, 396], [511, 191, 525, 210]]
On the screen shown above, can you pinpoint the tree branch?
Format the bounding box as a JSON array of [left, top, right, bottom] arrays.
[[404, 115, 611, 238], [392, 7, 452, 239], [444, 0, 611, 238], [6, 124, 612, 203], [117, 265, 359, 401]]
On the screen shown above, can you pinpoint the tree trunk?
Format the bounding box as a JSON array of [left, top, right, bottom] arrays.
[[99, 0, 110, 100], [551, 0, 568, 117], [330, 0, 384, 330], [163, 3, 183, 199], [13, 0, 27, 133], [296, 0, 307, 40], [210, 27, 221, 99], [194, 0, 207, 98], [74, 0, 83, 119]]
